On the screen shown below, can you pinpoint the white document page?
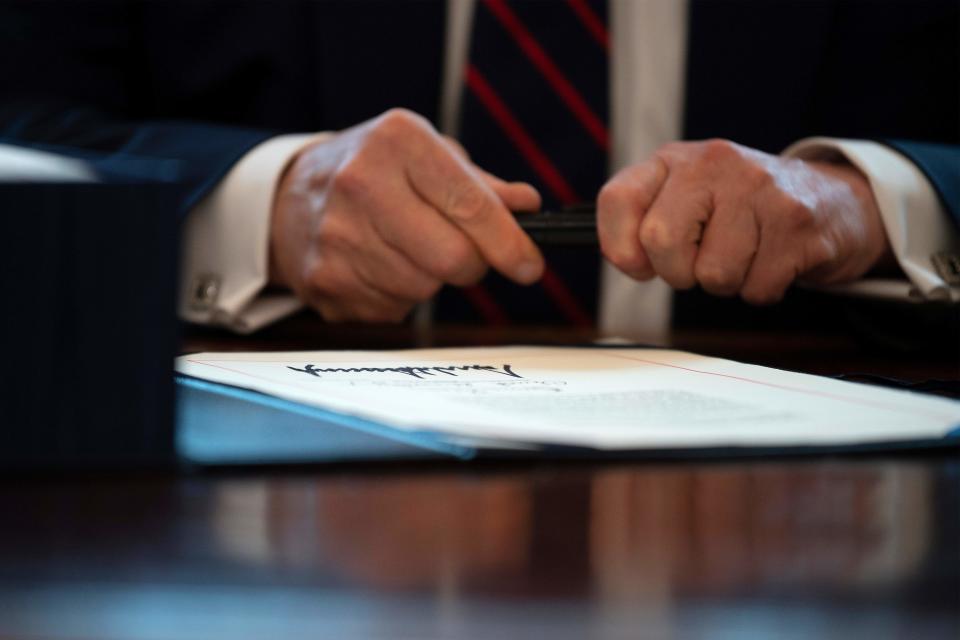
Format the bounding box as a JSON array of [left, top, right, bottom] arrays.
[[176, 346, 960, 449]]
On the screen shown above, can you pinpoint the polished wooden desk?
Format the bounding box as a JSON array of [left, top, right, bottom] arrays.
[[1, 316, 957, 639]]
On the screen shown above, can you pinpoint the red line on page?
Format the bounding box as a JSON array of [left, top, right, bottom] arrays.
[[602, 352, 956, 422], [184, 351, 958, 425]]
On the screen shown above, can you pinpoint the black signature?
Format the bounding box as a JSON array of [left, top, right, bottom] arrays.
[[287, 363, 522, 380]]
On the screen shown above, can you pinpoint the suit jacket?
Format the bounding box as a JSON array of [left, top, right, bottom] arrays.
[[0, 0, 956, 334], [0, 0, 956, 215]]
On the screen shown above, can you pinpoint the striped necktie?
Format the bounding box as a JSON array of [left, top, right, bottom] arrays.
[[437, 0, 610, 326]]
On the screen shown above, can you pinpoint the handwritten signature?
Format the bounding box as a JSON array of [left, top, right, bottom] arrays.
[[287, 363, 522, 380]]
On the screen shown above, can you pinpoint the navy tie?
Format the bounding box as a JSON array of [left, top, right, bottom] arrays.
[[437, 0, 610, 326]]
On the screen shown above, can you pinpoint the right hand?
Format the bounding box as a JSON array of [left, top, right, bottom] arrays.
[[269, 108, 544, 323]]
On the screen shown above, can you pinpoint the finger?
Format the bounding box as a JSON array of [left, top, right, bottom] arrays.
[[739, 229, 800, 306], [444, 139, 542, 213], [445, 138, 542, 211], [366, 184, 490, 287], [597, 158, 667, 280], [443, 136, 541, 215], [405, 135, 544, 285], [306, 256, 416, 324], [354, 234, 444, 302], [343, 289, 417, 324], [347, 262, 430, 322], [693, 205, 760, 296], [476, 168, 542, 212], [638, 175, 713, 289]]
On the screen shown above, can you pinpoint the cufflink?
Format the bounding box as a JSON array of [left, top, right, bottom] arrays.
[[932, 252, 960, 287], [190, 274, 221, 311]]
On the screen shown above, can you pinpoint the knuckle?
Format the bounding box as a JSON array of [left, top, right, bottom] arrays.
[[445, 183, 490, 224], [639, 218, 677, 254], [379, 107, 417, 128], [330, 160, 367, 196], [655, 141, 688, 162], [375, 108, 429, 141], [702, 138, 737, 163], [741, 162, 773, 189], [695, 261, 740, 294], [432, 237, 478, 282], [652, 146, 680, 171]]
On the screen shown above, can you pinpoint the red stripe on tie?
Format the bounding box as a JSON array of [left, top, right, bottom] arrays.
[[481, 0, 609, 152], [462, 284, 509, 325], [465, 64, 580, 205], [540, 266, 593, 327], [565, 0, 610, 51]]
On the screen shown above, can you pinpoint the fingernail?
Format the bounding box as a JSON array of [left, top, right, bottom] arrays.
[[515, 260, 542, 284]]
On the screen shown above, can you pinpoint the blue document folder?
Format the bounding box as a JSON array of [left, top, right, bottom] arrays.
[[175, 374, 960, 466], [176, 377, 478, 464]]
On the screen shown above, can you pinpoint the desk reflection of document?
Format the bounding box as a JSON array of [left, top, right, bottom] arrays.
[[175, 346, 960, 458]]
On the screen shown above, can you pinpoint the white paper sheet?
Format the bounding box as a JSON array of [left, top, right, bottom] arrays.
[[175, 346, 960, 449]]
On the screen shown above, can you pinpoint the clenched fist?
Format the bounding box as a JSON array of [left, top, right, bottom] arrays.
[[598, 139, 894, 305], [270, 108, 544, 322]]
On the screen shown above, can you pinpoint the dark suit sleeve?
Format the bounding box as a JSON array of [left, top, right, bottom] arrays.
[[0, 1, 274, 212], [884, 141, 960, 231]]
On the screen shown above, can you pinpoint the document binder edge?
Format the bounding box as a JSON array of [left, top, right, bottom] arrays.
[[175, 376, 478, 464]]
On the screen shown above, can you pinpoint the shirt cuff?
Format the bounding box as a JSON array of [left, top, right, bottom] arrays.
[[783, 137, 959, 303], [179, 132, 330, 333]]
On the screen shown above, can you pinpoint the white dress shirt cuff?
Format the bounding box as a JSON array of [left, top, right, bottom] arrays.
[[179, 132, 329, 333], [783, 137, 959, 303]]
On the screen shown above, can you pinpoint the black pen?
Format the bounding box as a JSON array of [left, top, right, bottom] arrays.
[[514, 204, 597, 246]]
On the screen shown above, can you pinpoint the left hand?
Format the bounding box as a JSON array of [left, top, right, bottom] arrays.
[[268, 108, 543, 323], [597, 139, 894, 304]]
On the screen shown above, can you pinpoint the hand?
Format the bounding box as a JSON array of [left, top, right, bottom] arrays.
[[270, 108, 544, 322], [597, 139, 894, 305]]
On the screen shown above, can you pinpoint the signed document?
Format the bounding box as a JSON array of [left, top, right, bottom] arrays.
[[176, 346, 960, 450]]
